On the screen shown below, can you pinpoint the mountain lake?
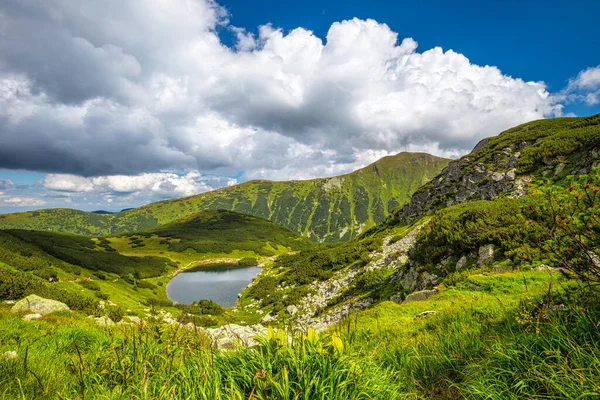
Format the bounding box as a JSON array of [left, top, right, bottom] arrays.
[[165, 265, 261, 307]]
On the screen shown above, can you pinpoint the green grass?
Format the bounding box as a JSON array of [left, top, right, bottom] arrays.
[[0, 269, 597, 399]]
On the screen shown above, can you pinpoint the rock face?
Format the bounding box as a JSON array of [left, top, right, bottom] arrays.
[[397, 143, 531, 223], [11, 295, 69, 315]]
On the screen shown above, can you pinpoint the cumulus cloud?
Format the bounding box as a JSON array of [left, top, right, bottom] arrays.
[[563, 65, 600, 106], [43, 171, 237, 198], [0, 193, 47, 207], [0, 0, 563, 186]]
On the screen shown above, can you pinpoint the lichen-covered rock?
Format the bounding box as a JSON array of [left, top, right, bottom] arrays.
[[206, 324, 268, 349], [286, 305, 298, 316], [456, 255, 468, 270], [3, 351, 18, 361], [93, 316, 114, 326], [404, 288, 439, 303], [11, 295, 69, 315], [478, 244, 495, 267]]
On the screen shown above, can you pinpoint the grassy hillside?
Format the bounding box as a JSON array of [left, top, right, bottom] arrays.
[[0, 210, 312, 314], [0, 152, 449, 241]]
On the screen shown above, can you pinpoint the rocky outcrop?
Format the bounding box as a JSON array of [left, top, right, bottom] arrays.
[[397, 143, 531, 223], [11, 295, 69, 315], [22, 313, 43, 321], [289, 222, 426, 331]]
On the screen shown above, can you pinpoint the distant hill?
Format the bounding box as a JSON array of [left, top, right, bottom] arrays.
[[0, 152, 449, 241]]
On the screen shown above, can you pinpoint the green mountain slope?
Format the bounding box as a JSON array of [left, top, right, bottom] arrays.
[[244, 114, 600, 325], [0, 152, 449, 241], [392, 113, 600, 223]]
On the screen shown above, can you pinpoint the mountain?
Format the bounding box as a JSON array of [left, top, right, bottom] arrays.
[[246, 114, 600, 328], [0, 152, 449, 241], [392, 114, 600, 223]]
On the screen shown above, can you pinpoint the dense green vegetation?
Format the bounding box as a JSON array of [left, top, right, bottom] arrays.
[[0, 153, 449, 241], [142, 210, 312, 256]]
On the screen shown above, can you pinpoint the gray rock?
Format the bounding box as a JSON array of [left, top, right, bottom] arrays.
[[505, 169, 516, 181], [536, 264, 553, 271], [491, 262, 513, 274], [415, 310, 437, 319], [456, 255, 468, 270], [491, 172, 505, 182], [286, 305, 299, 316], [404, 288, 439, 303], [22, 313, 43, 321], [11, 295, 69, 315], [554, 163, 566, 176], [478, 244, 495, 267], [261, 313, 276, 323]]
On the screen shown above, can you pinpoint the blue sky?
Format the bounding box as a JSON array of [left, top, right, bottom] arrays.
[[0, 0, 598, 213], [221, 0, 599, 104]]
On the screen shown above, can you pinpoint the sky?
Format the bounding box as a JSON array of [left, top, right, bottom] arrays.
[[0, 0, 599, 213]]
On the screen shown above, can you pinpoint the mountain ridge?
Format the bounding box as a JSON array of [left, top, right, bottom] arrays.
[[0, 152, 450, 241]]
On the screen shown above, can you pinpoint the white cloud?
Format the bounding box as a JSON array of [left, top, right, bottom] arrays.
[[563, 65, 600, 106], [571, 66, 600, 89], [0, 194, 47, 207], [43, 170, 237, 198], [0, 1, 562, 185]]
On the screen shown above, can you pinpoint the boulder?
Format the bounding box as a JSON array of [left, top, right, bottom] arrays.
[[554, 163, 566, 176], [404, 288, 438, 303], [478, 244, 495, 267], [536, 264, 553, 271], [261, 313, 276, 323], [455, 255, 468, 270], [11, 295, 69, 315], [123, 315, 141, 324], [492, 263, 513, 274], [22, 313, 43, 321]]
